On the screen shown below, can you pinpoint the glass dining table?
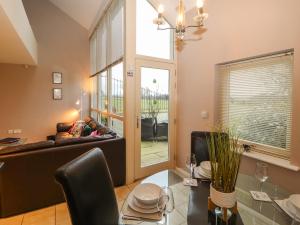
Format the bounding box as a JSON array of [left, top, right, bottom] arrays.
[[120, 170, 296, 225]]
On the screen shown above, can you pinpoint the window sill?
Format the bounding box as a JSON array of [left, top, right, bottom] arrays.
[[242, 151, 300, 172]]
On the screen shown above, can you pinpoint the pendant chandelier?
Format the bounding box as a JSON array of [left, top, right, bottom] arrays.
[[153, 0, 208, 41]]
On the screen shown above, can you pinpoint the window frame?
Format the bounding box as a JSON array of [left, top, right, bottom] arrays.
[[216, 49, 294, 159], [135, 0, 175, 61], [89, 0, 125, 137], [90, 60, 125, 137]]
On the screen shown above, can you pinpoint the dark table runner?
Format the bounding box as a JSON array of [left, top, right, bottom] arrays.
[[187, 181, 244, 225]]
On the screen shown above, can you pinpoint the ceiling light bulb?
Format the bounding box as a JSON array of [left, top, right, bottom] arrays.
[[158, 4, 164, 14], [177, 14, 184, 24], [196, 0, 204, 8], [76, 100, 80, 105]]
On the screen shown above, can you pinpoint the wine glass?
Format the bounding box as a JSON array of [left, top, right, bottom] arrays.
[[255, 161, 268, 192], [157, 187, 174, 214], [185, 154, 197, 184]]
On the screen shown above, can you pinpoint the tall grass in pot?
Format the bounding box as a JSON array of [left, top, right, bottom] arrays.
[[207, 127, 243, 209]]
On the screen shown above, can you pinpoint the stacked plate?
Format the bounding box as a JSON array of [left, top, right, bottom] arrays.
[[194, 161, 211, 179], [276, 194, 300, 221], [127, 183, 167, 214]]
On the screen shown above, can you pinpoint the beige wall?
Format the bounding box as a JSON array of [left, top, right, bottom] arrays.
[[0, 0, 89, 142], [177, 0, 300, 192]]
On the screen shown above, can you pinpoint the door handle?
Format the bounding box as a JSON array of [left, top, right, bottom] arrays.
[[137, 116, 139, 128]]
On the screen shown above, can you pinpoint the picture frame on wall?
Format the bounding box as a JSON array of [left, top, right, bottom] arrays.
[[53, 88, 62, 100], [52, 72, 62, 84]]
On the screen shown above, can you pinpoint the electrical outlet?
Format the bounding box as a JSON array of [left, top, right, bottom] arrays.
[[8, 129, 14, 134], [13, 129, 22, 134]]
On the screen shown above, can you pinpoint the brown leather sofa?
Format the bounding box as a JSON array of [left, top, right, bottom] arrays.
[[0, 127, 125, 217]]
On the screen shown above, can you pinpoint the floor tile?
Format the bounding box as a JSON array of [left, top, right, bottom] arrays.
[[22, 206, 55, 225], [55, 203, 71, 225], [117, 200, 125, 211], [0, 214, 23, 225], [115, 185, 131, 201], [127, 180, 141, 191]]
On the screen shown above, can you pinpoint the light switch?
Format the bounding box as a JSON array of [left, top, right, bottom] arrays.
[[201, 111, 209, 119]]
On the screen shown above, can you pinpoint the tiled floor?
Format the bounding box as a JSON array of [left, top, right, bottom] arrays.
[[141, 141, 168, 167], [0, 179, 189, 225]]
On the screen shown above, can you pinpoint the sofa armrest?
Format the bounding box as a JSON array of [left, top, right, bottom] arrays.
[[56, 123, 73, 133]]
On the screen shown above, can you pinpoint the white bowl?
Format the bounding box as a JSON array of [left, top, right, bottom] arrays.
[[133, 183, 162, 205], [195, 166, 211, 179], [200, 161, 211, 174], [127, 192, 166, 214]]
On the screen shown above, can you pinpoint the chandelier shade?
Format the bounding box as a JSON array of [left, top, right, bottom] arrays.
[[153, 0, 208, 41]]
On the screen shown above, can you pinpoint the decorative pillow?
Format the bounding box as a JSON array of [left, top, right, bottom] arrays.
[[90, 130, 99, 137], [69, 121, 85, 137], [84, 116, 93, 124], [88, 120, 100, 131], [98, 126, 110, 135], [81, 125, 92, 137]]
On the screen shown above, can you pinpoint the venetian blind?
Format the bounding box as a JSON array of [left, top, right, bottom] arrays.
[[216, 51, 293, 153]]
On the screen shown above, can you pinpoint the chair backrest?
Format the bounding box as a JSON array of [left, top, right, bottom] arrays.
[[191, 131, 229, 165], [55, 148, 119, 225], [191, 131, 211, 166]]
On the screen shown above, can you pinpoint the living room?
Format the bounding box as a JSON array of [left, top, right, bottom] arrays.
[[0, 0, 300, 224]]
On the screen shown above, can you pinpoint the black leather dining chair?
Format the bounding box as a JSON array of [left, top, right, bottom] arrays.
[[191, 131, 211, 166], [191, 131, 228, 165], [55, 148, 119, 225]]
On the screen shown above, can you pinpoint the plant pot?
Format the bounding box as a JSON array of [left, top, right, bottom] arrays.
[[210, 184, 236, 208], [141, 118, 155, 141]]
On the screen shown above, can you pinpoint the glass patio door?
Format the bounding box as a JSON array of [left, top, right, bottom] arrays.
[[135, 59, 175, 179]]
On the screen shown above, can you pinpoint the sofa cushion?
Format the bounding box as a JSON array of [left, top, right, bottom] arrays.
[[87, 120, 101, 131], [55, 134, 115, 147], [55, 132, 73, 142], [56, 122, 73, 133], [0, 140, 55, 155], [84, 116, 95, 124]]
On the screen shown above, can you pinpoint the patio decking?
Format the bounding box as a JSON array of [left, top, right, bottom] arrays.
[[141, 141, 168, 167]]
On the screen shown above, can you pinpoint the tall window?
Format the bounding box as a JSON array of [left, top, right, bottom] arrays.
[[136, 0, 173, 60], [216, 50, 293, 158], [89, 0, 124, 136]]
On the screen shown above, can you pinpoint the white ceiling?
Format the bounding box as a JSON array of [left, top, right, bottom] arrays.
[[158, 0, 195, 11], [49, 0, 108, 30], [48, 0, 197, 30]]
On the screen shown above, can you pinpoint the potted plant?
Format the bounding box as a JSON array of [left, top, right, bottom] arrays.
[[207, 127, 243, 215], [141, 79, 160, 141]]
